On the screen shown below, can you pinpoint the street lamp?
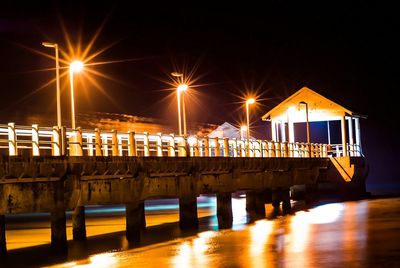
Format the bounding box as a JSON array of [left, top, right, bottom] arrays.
[[171, 72, 188, 136], [245, 98, 255, 156], [70, 60, 84, 129], [299, 101, 310, 144], [42, 42, 61, 128]]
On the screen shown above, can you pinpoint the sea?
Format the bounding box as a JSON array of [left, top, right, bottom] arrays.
[[2, 191, 400, 268]]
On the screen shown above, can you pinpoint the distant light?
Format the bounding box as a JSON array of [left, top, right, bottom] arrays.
[[246, 98, 255, 105], [240, 125, 247, 131], [70, 60, 84, 73], [178, 84, 188, 92]]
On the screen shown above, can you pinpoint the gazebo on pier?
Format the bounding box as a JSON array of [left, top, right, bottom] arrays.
[[261, 87, 366, 157]]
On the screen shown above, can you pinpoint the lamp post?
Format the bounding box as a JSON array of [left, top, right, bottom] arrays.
[[171, 72, 188, 136], [299, 101, 310, 144], [245, 98, 255, 156], [69, 60, 84, 129], [42, 42, 61, 128]]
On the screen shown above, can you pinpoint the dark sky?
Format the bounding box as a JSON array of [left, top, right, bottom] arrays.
[[0, 1, 399, 186]]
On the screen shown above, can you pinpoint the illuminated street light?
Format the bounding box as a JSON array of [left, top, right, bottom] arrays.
[[171, 72, 188, 136], [299, 101, 310, 144], [245, 98, 255, 156], [42, 42, 61, 128], [70, 60, 84, 129]]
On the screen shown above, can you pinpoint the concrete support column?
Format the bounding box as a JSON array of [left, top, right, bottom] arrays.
[[0, 215, 6, 255], [341, 116, 348, 157], [179, 196, 199, 230], [355, 118, 362, 156], [126, 201, 146, 242], [280, 121, 286, 142], [272, 188, 291, 215], [246, 191, 266, 221], [72, 206, 86, 241], [217, 192, 233, 229], [271, 120, 277, 141], [50, 207, 67, 251]]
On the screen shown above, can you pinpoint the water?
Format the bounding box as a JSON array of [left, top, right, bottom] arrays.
[[2, 196, 400, 267]]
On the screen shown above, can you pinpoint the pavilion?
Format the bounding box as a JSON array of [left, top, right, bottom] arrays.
[[261, 87, 366, 157]]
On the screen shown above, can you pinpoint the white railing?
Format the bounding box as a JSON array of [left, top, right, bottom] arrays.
[[0, 123, 360, 158]]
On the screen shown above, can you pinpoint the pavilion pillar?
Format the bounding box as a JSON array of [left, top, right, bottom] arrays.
[[72, 206, 86, 241], [327, 121, 331, 145], [288, 120, 295, 143], [355, 118, 362, 156], [280, 121, 286, 142], [341, 116, 348, 157], [348, 117, 354, 156], [217, 192, 233, 229], [0, 215, 6, 255], [271, 120, 277, 141]]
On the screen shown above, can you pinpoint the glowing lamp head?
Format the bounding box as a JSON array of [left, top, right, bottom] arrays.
[[42, 42, 56, 48], [246, 98, 255, 105], [240, 125, 247, 131], [177, 84, 188, 92], [70, 60, 84, 73]]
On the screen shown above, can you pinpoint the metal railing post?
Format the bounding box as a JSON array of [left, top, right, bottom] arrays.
[[168, 134, 175, 157], [32, 124, 40, 156], [232, 138, 238, 157], [157, 133, 163, 157], [194, 137, 200, 157], [8, 122, 17, 156], [52, 126, 61, 156], [143, 132, 150, 157], [95, 128, 102, 156], [178, 137, 187, 157], [204, 137, 210, 157], [223, 138, 229, 157], [112, 130, 119, 156], [214, 137, 220, 157], [128, 131, 137, 156]]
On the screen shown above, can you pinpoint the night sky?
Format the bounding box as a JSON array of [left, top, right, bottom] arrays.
[[0, 1, 399, 188]]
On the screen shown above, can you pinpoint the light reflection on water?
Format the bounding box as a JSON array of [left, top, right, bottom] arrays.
[[7, 196, 400, 267]]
